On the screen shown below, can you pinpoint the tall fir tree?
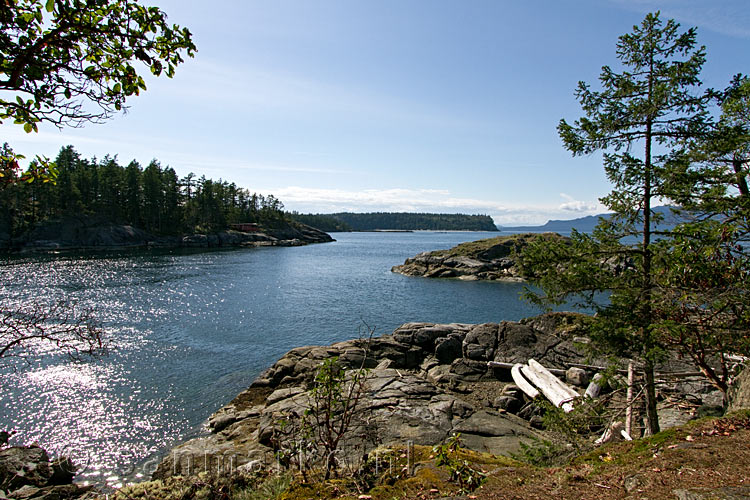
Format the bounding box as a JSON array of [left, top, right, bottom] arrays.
[[521, 12, 711, 434]]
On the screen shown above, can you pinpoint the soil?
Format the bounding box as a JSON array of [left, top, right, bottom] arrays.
[[476, 412, 750, 500]]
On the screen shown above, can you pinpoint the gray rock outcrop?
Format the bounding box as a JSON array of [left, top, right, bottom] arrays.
[[0, 446, 90, 500], [728, 367, 750, 413], [4, 215, 333, 253], [153, 312, 596, 479], [391, 233, 565, 281], [153, 311, 722, 480]]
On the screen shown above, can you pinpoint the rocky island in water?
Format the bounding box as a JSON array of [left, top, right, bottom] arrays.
[[392, 232, 564, 281]]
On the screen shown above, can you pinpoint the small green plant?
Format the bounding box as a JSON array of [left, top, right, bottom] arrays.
[[305, 355, 370, 479], [512, 398, 609, 466], [541, 398, 607, 451], [271, 325, 374, 481], [512, 437, 572, 467], [233, 473, 292, 500], [269, 410, 316, 481], [432, 433, 486, 493]]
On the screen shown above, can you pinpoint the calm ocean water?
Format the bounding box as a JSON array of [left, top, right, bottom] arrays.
[[0, 231, 546, 485]]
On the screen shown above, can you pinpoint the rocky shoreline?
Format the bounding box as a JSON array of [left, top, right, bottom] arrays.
[[0, 216, 333, 253], [152, 312, 726, 480], [2, 312, 745, 499], [391, 232, 563, 281]]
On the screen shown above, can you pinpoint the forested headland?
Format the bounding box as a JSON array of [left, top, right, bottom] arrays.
[[287, 212, 353, 232], [290, 212, 498, 231], [0, 144, 290, 242]]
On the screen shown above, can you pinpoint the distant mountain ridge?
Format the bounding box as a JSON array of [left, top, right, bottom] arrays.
[[499, 206, 678, 233]]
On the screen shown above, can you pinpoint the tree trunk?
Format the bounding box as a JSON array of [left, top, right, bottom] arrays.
[[644, 360, 659, 435], [733, 157, 749, 198], [642, 50, 660, 435]]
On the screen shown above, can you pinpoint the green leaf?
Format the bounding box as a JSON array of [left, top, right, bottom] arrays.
[[23, 122, 33, 133], [45, 0, 55, 13]]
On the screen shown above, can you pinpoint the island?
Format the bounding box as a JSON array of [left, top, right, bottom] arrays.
[[391, 232, 564, 281], [291, 212, 499, 232]]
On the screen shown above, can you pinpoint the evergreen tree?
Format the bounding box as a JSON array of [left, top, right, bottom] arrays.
[[651, 75, 750, 396], [161, 167, 181, 233], [97, 156, 124, 221], [142, 160, 164, 232], [124, 160, 143, 226], [2, 144, 291, 239], [52, 146, 82, 215], [521, 12, 711, 434]]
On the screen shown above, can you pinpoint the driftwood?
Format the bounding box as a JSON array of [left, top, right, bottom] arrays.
[[585, 373, 605, 399], [521, 359, 579, 413], [511, 363, 540, 399], [488, 360, 703, 379], [490, 361, 566, 377], [595, 421, 633, 445], [625, 361, 635, 436]]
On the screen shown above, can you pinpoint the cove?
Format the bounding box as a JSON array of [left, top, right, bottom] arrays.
[[0, 231, 545, 485]]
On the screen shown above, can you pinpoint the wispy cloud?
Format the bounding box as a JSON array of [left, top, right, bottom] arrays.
[[608, 0, 750, 39], [267, 186, 604, 226], [157, 152, 351, 176], [153, 58, 485, 131], [2, 126, 115, 149], [1, 123, 349, 176]]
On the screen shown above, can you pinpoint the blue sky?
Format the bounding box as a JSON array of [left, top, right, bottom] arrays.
[[4, 0, 749, 224]]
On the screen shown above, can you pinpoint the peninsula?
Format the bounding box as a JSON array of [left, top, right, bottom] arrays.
[[292, 212, 498, 232]]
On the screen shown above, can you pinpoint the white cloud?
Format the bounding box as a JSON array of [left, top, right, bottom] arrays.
[[266, 186, 605, 226], [558, 193, 603, 213]]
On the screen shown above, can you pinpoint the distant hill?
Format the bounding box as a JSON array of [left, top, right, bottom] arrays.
[[499, 206, 678, 234], [302, 212, 499, 232]]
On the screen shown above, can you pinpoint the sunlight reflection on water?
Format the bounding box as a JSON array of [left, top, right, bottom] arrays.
[[0, 232, 548, 485]]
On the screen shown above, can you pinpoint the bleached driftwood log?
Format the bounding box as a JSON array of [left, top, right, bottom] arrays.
[[511, 363, 540, 399], [595, 421, 632, 445], [488, 360, 703, 378], [490, 361, 566, 377], [625, 361, 635, 436], [585, 373, 606, 399], [521, 359, 580, 413]]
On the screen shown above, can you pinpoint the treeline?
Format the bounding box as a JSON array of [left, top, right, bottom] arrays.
[[288, 213, 352, 232], [308, 212, 499, 231], [0, 145, 286, 236]]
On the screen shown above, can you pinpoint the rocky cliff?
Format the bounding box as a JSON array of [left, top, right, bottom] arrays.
[[153, 312, 723, 480], [2, 216, 333, 253], [391, 232, 565, 281]]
